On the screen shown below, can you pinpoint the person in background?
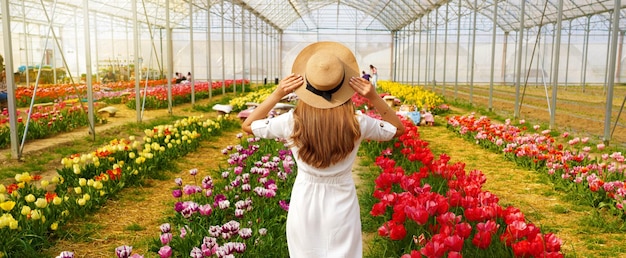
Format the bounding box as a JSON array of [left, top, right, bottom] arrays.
[[186, 72, 192, 81], [242, 41, 404, 258], [0, 70, 7, 110], [361, 70, 371, 82], [369, 64, 378, 88]]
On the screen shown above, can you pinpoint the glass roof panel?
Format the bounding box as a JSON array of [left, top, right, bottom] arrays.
[[1, 0, 624, 35]]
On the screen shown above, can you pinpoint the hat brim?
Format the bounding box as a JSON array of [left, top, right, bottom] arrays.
[[292, 42, 358, 109]]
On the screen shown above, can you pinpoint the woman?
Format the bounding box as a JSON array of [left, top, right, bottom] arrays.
[[369, 64, 378, 88], [242, 41, 404, 258]]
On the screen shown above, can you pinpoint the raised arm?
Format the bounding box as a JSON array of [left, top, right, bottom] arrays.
[[242, 74, 304, 134], [348, 77, 405, 137]]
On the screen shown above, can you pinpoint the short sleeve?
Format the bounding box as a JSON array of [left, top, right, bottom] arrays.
[[357, 112, 397, 141], [251, 110, 293, 139]]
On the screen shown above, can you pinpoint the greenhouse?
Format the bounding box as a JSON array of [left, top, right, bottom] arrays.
[[1, 0, 626, 257]]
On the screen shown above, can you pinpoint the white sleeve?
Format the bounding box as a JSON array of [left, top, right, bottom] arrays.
[[251, 110, 293, 139], [357, 112, 397, 141]]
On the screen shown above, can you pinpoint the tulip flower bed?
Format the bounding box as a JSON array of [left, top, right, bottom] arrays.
[[373, 81, 447, 114], [360, 117, 564, 257], [0, 79, 247, 149], [147, 134, 296, 258], [0, 114, 239, 257], [446, 114, 626, 218], [0, 102, 99, 149], [124, 80, 247, 110], [15, 79, 171, 107], [227, 86, 275, 112]]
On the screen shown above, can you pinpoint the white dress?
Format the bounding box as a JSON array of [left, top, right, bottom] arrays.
[[252, 110, 397, 258]]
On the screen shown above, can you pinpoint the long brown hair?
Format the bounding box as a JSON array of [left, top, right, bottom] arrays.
[[292, 100, 361, 168]]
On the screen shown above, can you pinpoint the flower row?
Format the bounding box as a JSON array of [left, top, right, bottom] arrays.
[[0, 114, 239, 257], [362, 117, 564, 257], [446, 114, 626, 216]]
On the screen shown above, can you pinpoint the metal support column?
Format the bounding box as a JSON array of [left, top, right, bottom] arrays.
[[565, 21, 572, 87], [418, 17, 423, 85], [232, 3, 236, 94], [550, 0, 564, 129], [433, 7, 439, 90], [604, 0, 621, 144], [454, 0, 461, 99], [581, 16, 591, 91], [443, 2, 449, 94], [207, 5, 213, 99], [514, 0, 526, 118], [1, 0, 20, 159], [190, 0, 196, 104], [411, 21, 416, 86], [132, 0, 141, 122], [83, 0, 95, 138], [425, 14, 430, 88], [502, 32, 508, 84], [489, 0, 498, 111], [469, 0, 478, 103], [166, 0, 173, 114], [221, 0, 226, 93]]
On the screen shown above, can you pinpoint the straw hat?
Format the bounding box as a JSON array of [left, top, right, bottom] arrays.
[[292, 42, 359, 109]]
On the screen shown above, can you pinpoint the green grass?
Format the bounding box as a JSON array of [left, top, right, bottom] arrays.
[[124, 223, 146, 231]]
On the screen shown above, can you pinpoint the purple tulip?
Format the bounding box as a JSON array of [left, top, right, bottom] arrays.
[[158, 246, 172, 258], [172, 189, 182, 198], [115, 245, 133, 258], [174, 178, 183, 186], [190, 247, 203, 258], [279, 200, 290, 211], [199, 204, 213, 216], [160, 233, 172, 245], [189, 168, 198, 176], [56, 251, 75, 258], [174, 202, 184, 212], [239, 228, 252, 239], [160, 223, 171, 233]]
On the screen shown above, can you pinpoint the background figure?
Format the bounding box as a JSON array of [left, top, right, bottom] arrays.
[[242, 42, 404, 258], [361, 70, 371, 81], [369, 64, 378, 88], [0, 70, 7, 110], [187, 72, 192, 81]]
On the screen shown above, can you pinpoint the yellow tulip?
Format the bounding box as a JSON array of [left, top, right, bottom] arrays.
[[0, 184, 5, 194], [9, 220, 18, 230], [93, 181, 102, 190], [35, 198, 47, 209], [53, 196, 62, 205], [50, 222, 59, 230], [74, 187, 82, 194], [79, 178, 87, 186], [0, 201, 16, 211], [40, 180, 49, 188], [24, 194, 36, 203], [30, 209, 42, 220], [21, 206, 31, 215]]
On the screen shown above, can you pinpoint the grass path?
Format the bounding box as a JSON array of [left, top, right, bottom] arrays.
[[418, 118, 626, 257]]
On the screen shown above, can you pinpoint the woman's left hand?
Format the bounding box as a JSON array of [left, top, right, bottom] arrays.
[[277, 74, 303, 97]]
